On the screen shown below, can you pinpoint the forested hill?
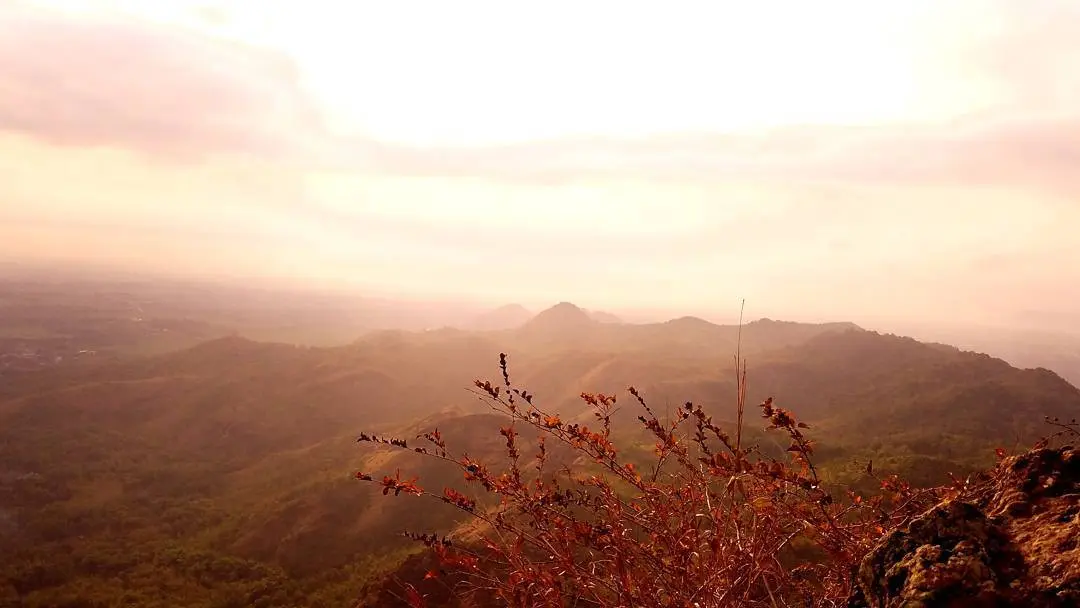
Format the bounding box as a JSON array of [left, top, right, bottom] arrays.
[[1, 304, 1078, 606]]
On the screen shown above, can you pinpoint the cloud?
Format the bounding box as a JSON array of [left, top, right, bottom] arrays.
[[4, 0, 1076, 197], [789, 115, 1080, 196], [966, 0, 1080, 113], [0, 3, 321, 160], [311, 113, 1080, 204], [1, 0, 1076, 327], [299, 0, 1080, 197]]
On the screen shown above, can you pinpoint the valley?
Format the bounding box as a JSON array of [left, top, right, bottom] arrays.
[[1, 290, 1078, 607]]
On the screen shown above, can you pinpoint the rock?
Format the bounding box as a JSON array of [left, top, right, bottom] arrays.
[[848, 446, 1079, 607]]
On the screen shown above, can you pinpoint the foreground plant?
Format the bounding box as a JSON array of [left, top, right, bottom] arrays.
[[355, 354, 967, 607]]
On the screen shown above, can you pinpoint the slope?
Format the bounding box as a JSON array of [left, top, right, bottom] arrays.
[[2, 313, 1078, 606]]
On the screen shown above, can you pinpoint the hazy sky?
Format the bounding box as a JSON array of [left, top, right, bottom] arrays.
[[1, 0, 1078, 326]]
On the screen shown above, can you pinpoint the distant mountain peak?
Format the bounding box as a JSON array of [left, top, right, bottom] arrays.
[[667, 315, 713, 326], [523, 302, 595, 332], [546, 301, 586, 314], [586, 309, 623, 324], [469, 303, 533, 331]]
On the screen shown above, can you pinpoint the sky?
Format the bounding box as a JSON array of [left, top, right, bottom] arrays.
[[1, 0, 1078, 328]]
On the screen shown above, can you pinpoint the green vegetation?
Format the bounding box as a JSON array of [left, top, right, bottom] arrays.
[[1, 298, 1078, 606]]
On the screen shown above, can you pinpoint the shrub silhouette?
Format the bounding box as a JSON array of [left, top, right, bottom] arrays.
[[354, 353, 1074, 607]]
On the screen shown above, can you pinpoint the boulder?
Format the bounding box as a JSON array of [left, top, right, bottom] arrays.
[[848, 446, 1079, 607]]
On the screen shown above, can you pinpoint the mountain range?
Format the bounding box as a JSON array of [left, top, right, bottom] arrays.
[[465, 302, 622, 331], [1, 302, 1078, 606]]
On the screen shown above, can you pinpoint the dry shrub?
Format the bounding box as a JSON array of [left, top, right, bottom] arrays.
[[355, 353, 993, 607]]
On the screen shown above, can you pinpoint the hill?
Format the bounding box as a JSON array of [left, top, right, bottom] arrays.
[[519, 301, 595, 334], [1, 313, 1078, 606], [898, 323, 1080, 388], [586, 309, 622, 324]]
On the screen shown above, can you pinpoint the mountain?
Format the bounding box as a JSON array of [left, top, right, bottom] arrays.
[[522, 301, 594, 330], [461, 302, 620, 334], [466, 304, 533, 331], [513, 303, 861, 357], [2, 315, 1078, 606], [893, 322, 1080, 388], [587, 310, 622, 324]]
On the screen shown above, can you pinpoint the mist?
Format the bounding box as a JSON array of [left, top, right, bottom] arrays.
[[2, 0, 1078, 331]]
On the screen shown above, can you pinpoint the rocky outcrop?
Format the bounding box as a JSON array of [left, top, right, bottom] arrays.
[[848, 446, 1079, 607]]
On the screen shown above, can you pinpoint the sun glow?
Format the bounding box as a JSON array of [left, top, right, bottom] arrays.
[[3, 0, 1079, 325], [16, 0, 1004, 146]]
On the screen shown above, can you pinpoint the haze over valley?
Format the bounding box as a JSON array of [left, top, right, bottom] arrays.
[[2, 271, 1079, 605], [1, 1, 1079, 606]]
